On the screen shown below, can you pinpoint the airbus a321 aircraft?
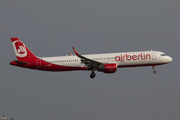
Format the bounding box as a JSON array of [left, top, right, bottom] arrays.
[[10, 38, 172, 78]]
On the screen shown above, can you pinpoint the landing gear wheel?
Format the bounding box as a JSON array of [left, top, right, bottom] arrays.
[[90, 72, 96, 78], [152, 66, 156, 74]]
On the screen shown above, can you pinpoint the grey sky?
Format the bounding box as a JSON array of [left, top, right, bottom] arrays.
[[0, 0, 179, 120]]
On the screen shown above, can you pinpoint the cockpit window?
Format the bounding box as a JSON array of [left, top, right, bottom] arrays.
[[161, 54, 166, 56]]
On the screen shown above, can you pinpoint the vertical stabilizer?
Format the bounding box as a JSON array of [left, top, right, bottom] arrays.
[[11, 37, 37, 61]]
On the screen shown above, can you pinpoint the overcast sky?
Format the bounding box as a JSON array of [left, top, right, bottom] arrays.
[[0, 0, 179, 120]]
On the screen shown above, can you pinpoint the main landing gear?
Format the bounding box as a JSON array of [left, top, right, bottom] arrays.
[[90, 67, 96, 79], [152, 65, 156, 74], [90, 71, 96, 78]]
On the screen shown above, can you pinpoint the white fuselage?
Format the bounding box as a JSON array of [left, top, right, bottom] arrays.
[[41, 51, 172, 68]]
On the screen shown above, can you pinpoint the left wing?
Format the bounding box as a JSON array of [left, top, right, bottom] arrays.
[[72, 47, 103, 70]]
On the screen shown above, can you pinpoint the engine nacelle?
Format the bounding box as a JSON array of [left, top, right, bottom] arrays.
[[98, 63, 117, 73]]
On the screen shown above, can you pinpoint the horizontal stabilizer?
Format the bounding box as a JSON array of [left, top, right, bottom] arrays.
[[13, 60, 28, 65]]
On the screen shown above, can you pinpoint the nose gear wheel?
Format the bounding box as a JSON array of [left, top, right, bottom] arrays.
[[152, 65, 156, 74]]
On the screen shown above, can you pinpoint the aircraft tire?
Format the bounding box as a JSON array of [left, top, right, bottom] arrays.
[[90, 72, 96, 78]]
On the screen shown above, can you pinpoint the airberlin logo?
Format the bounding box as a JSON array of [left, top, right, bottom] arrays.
[[12, 41, 27, 57], [115, 53, 151, 61]]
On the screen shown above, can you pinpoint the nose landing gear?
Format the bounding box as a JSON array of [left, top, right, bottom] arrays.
[[152, 65, 156, 74], [153, 70, 156, 74]]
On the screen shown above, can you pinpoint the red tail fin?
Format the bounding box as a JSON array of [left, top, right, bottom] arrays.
[[11, 37, 37, 61]]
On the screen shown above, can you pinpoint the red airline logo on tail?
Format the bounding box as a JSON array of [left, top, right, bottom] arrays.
[[12, 40, 27, 57]]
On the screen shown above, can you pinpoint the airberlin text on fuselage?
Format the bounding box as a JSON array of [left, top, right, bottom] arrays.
[[115, 53, 151, 61]]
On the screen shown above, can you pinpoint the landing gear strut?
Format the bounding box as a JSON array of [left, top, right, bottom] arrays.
[[90, 72, 96, 78], [152, 65, 156, 74]]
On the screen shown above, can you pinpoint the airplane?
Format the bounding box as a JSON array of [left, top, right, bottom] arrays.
[[10, 37, 172, 78]]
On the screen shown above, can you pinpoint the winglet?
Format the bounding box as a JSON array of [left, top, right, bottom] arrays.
[[69, 53, 73, 56], [72, 47, 80, 56]]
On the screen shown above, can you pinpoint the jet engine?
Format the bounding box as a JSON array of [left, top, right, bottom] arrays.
[[98, 63, 117, 73]]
